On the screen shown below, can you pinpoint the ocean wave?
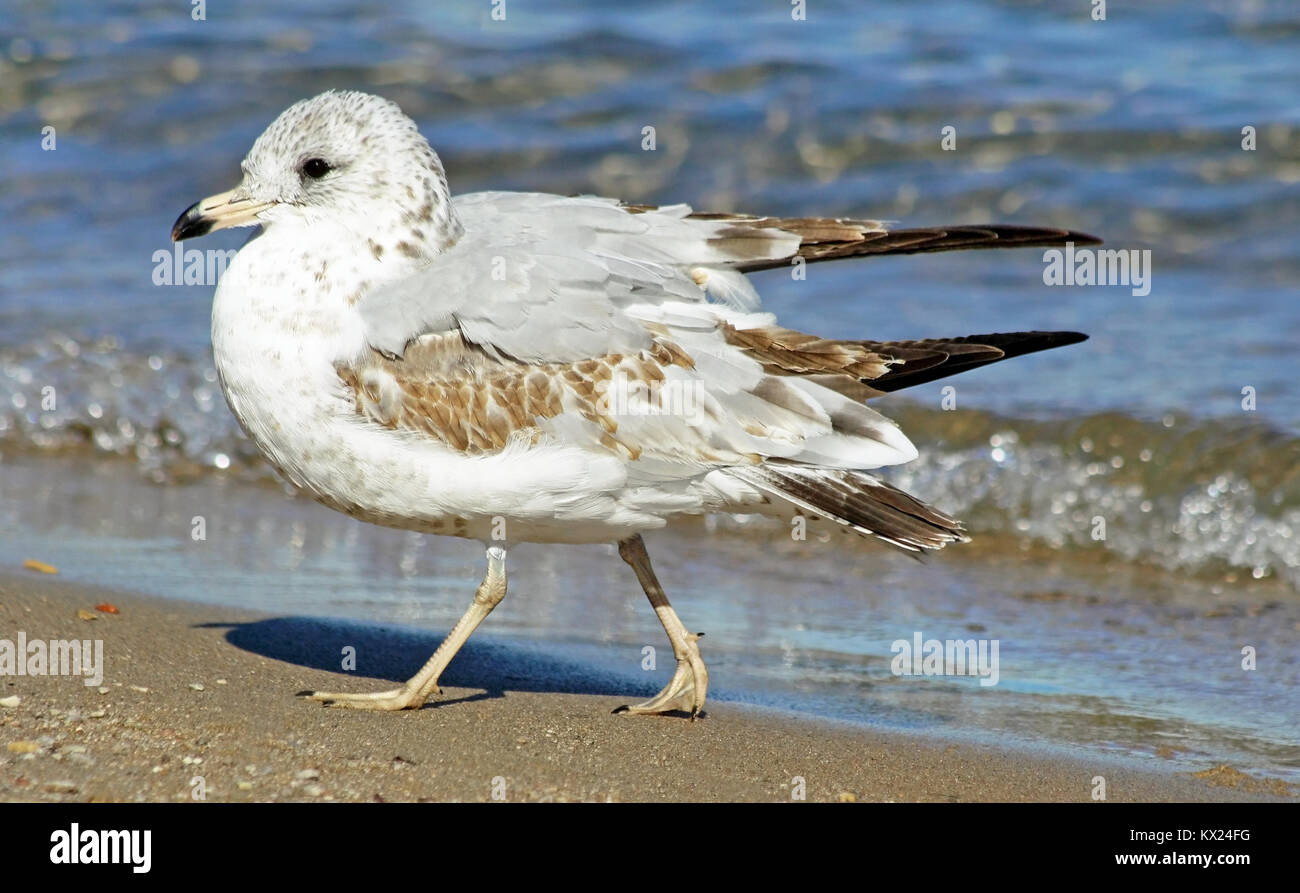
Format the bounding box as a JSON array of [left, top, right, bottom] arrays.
[[881, 405, 1299, 589]]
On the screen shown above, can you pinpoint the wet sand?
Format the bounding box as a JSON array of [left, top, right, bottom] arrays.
[[0, 570, 1288, 803]]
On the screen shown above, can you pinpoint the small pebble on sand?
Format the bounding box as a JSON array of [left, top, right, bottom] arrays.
[[22, 559, 58, 574]]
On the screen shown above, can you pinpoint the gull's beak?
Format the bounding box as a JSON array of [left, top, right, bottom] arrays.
[[171, 188, 274, 242]]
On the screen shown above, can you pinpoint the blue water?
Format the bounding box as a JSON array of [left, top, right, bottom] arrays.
[[1, 1, 1297, 784], [3, 0, 1298, 425]]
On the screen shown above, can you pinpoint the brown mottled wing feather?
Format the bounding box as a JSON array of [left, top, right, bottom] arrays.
[[721, 323, 904, 380], [687, 213, 1101, 273], [336, 331, 695, 459]]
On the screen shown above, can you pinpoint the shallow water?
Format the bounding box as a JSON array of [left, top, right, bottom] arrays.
[[1, 2, 1297, 780], [2, 456, 1297, 781]]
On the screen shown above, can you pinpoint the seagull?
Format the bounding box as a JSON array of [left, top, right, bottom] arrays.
[[172, 90, 1097, 718]]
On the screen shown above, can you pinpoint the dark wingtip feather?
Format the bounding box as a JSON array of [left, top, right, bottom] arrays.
[[699, 212, 1105, 272], [956, 330, 1089, 355], [869, 330, 1087, 393]]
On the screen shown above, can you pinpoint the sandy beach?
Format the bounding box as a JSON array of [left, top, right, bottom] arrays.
[[0, 569, 1289, 803]]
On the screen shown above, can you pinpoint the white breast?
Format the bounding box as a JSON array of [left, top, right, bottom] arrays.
[[210, 229, 372, 502]]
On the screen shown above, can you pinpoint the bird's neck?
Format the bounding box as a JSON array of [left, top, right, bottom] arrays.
[[366, 154, 464, 263]]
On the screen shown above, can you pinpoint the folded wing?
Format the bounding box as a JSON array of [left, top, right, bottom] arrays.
[[348, 193, 1090, 552]]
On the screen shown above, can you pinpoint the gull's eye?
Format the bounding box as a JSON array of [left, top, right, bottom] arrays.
[[300, 158, 332, 179]]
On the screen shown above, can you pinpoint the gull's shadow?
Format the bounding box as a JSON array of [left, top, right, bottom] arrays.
[[196, 615, 652, 709]]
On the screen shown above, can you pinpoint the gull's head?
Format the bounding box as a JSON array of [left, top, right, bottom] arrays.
[[171, 90, 460, 260]]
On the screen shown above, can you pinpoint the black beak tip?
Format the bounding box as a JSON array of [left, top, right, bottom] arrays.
[[171, 202, 212, 242]]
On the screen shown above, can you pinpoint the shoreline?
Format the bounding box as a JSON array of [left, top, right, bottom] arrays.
[[0, 570, 1289, 802]]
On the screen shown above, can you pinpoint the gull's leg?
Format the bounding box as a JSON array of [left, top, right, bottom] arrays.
[[613, 534, 709, 720], [301, 546, 507, 710]]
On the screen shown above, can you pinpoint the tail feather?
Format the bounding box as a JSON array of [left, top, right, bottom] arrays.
[[732, 466, 968, 553], [719, 329, 1086, 551]]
